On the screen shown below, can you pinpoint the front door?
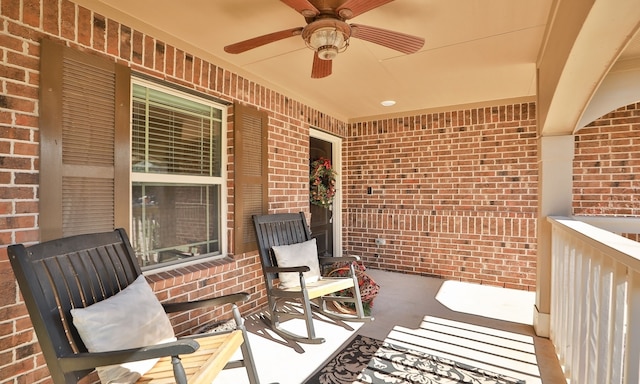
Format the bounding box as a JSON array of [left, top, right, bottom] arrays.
[[310, 136, 333, 256]]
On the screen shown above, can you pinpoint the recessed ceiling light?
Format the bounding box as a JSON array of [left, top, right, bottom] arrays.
[[381, 100, 396, 107]]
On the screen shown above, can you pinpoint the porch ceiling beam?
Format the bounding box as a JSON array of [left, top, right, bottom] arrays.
[[537, 0, 640, 136]]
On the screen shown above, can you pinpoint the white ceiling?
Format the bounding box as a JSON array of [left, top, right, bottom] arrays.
[[77, 0, 640, 122]]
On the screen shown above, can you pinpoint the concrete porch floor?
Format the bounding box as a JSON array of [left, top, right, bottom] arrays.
[[217, 268, 567, 383], [358, 269, 567, 384]]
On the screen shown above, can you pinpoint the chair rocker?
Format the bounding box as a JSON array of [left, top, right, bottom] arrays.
[[8, 228, 261, 384], [252, 212, 373, 344]]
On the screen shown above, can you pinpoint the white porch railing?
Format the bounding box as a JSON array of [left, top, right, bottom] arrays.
[[549, 216, 640, 384]]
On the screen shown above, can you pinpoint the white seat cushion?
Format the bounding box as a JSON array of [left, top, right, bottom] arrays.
[[276, 276, 355, 299]]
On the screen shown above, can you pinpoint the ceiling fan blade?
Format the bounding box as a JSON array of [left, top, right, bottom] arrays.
[[336, 0, 394, 19], [224, 27, 304, 54], [350, 24, 424, 54], [280, 0, 319, 18], [311, 52, 332, 79]]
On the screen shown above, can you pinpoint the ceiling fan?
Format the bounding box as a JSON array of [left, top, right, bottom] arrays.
[[224, 0, 425, 79]]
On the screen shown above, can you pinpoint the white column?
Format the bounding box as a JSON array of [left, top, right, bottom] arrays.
[[535, 135, 574, 337]]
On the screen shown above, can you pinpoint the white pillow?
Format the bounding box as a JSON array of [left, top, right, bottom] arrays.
[[271, 238, 321, 289], [71, 275, 176, 384]]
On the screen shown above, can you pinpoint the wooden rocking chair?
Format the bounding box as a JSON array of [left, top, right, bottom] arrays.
[[252, 212, 373, 344], [8, 228, 261, 384]]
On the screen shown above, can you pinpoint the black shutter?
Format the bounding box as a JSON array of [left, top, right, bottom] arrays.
[[233, 102, 268, 254], [40, 39, 130, 241]]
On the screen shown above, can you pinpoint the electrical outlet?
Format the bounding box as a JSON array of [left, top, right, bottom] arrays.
[[375, 238, 386, 246]]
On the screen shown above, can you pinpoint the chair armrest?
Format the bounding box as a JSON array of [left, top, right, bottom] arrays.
[[318, 255, 359, 265], [162, 292, 250, 313], [58, 339, 200, 372], [264, 265, 310, 274]]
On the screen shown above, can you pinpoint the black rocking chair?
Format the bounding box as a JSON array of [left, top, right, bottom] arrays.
[[253, 212, 373, 344], [8, 228, 261, 384]]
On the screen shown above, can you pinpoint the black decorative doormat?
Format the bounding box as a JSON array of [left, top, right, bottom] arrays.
[[304, 335, 526, 384]]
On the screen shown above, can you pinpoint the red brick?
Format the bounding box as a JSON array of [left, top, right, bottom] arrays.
[[175, 49, 185, 79], [0, 348, 12, 368], [15, 113, 38, 128], [11, 146, 37, 163], [154, 41, 165, 72], [4, 96, 36, 113], [6, 82, 38, 99], [7, 21, 44, 44], [132, 29, 143, 64], [60, 0, 76, 41], [0, 34, 25, 52], [2, 0, 20, 20], [92, 14, 106, 51], [193, 57, 202, 86], [143, 35, 154, 69], [1, 360, 31, 381], [15, 229, 39, 243], [119, 25, 131, 60], [184, 53, 193, 82], [14, 172, 38, 184], [0, 63, 27, 82], [0, 201, 11, 214], [42, 0, 59, 35], [77, 6, 91, 46], [15, 201, 38, 214], [0, 215, 35, 230], [165, 44, 175, 76], [23, 0, 41, 27], [106, 18, 119, 56]]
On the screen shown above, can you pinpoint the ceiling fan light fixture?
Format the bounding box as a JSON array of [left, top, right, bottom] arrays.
[[317, 45, 340, 60], [307, 27, 348, 60], [303, 20, 351, 61]]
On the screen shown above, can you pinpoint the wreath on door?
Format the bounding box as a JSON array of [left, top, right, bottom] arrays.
[[310, 158, 337, 207]]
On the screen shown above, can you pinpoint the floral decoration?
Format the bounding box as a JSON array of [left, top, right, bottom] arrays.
[[326, 261, 380, 316], [309, 157, 337, 207]]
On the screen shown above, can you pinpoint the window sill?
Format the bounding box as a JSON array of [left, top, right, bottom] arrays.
[[144, 255, 237, 297]]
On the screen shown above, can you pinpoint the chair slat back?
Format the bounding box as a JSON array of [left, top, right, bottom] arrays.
[[8, 228, 142, 384], [252, 212, 312, 283]]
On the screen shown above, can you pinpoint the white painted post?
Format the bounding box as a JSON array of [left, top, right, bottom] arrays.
[[624, 270, 640, 384]]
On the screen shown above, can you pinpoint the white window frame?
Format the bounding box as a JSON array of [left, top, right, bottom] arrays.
[[131, 77, 228, 272]]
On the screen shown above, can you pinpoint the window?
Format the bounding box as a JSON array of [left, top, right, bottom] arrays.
[[131, 79, 226, 269]]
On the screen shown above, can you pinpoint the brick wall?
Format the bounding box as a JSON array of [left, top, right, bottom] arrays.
[[344, 104, 539, 290], [340, 101, 640, 291], [573, 102, 640, 241], [0, 1, 345, 382], [574, 102, 640, 215]]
